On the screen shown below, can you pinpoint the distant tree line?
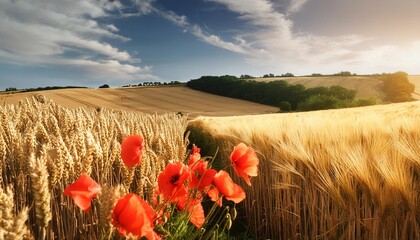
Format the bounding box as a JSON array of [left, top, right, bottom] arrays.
[[4, 86, 87, 92], [308, 71, 355, 77], [121, 81, 183, 88], [240, 71, 354, 79], [187, 75, 378, 112], [261, 73, 295, 78]]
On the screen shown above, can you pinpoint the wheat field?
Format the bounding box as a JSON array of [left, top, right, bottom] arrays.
[[2, 93, 420, 239], [0, 96, 189, 239], [0, 86, 278, 118], [188, 101, 420, 239]]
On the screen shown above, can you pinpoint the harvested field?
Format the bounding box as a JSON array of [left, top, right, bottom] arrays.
[[0, 86, 278, 118]]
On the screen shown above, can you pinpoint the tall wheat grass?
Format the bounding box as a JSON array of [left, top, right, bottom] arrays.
[[188, 101, 420, 239], [0, 96, 188, 239]]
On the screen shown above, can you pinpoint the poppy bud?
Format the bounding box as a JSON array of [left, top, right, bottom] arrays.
[[230, 207, 237, 220], [225, 215, 233, 230]]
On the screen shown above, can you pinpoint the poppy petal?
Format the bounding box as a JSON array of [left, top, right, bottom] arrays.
[[63, 173, 101, 212], [212, 170, 245, 204], [112, 193, 157, 238], [189, 203, 205, 228], [121, 135, 143, 168], [230, 143, 259, 186]]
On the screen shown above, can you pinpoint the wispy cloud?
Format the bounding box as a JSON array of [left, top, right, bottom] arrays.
[[133, 0, 419, 75], [203, 0, 409, 74], [0, 0, 156, 82], [132, 0, 261, 55], [287, 0, 308, 14]]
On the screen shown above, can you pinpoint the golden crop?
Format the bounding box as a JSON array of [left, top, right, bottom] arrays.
[[188, 101, 420, 239], [0, 97, 188, 239]]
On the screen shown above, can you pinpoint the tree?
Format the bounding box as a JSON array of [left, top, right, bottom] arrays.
[[334, 71, 352, 76], [99, 84, 110, 88], [281, 73, 294, 77], [263, 73, 275, 78], [311, 73, 323, 77], [5, 87, 17, 91], [278, 101, 291, 112], [381, 71, 415, 102], [297, 95, 341, 111], [239, 74, 254, 79]]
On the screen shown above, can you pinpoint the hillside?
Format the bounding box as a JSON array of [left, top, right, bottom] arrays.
[[254, 75, 420, 99], [0, 85, 278, 118], [187, 100, 420, 239]]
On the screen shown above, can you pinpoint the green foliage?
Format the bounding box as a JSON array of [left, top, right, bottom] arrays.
[[297, 95, 379, 111], [333, 71, 352, 76], [297, 95, 342, 111], [98, 84, 110, 88], [239, 74, 254, 79], [381, 71, 415, 102], [5, 87, 17, 91], [281, 73, 294, 77], [278, 101, 291, 112], [311, 73, 323, 77], [187, 76, 373, 112], [262, 73, 275, 78], [354, 97, 378, 106]]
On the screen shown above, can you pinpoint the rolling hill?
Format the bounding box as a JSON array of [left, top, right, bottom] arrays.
[[0, 85, 278, 118], [254, 75, 420, 99]]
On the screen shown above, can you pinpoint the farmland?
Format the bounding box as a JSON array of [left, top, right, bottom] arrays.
[[188, 100, 420, 239], [0, 85, 278, 118], [1, 80, 420, 239], [254, 75, 420, 99]]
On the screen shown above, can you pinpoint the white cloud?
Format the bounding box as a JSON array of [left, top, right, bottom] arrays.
[[0, 0, 156, 81], [203, 0, 420, 75], [190, 25, 250, 54], [287, 0, 308, 14], [132, 0, 155, 15], [132, 0, 260, 55], [62, 59, 157, 81], [105, 24, 119, 32]]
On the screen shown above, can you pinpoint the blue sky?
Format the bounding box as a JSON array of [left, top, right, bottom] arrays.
[[1, 0, 420, 89]]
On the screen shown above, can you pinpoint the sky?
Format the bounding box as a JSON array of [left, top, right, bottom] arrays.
[[1, 0, 420, 89]]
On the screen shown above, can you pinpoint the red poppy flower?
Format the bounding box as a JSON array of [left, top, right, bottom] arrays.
[[206, 186, 222, 206], [112, 193, 159, 239], [121, 135, 144, 168], [211, 170, 245, 204], [158, 162, 190, 202], [188, 145, 201, 166], [177, 197, 205, 228], [63, 173, 101, 212], [187, 202, 205, 228], [189, 160, 217, 190], [230, 143, 259, 186]]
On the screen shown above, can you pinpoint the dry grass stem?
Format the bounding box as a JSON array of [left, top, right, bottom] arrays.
[[188, 101, 420, 239], [0, 97, 188, 239]]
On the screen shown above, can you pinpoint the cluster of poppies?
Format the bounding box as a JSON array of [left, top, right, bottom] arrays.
[[64, 135, 259, 239]]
